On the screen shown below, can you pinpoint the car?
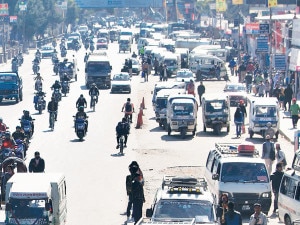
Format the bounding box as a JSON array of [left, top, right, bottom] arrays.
[[97, 38, 108, 50], [67, 36, 81, 50], [111, 72, 131, 93], [175, 69, 195, 83], [146, 176, 217, 224], [40, 46, 55, 58], [131, 58, 141, 75], [223, 83, 247, 106]]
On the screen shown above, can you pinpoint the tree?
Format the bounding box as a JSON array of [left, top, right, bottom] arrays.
[[65, 0, 80, 27]]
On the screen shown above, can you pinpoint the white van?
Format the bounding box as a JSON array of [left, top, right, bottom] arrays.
[[278, 150, 300, 225], [5, 173, 67, 225]]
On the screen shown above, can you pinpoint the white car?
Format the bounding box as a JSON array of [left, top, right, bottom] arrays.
[[175, 69, 195, 83], [131, 58, 141, 75], [111, 73, 131, 93], [40, 46, 55, 58]]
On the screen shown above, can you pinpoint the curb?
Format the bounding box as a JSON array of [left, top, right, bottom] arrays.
[[279, 128, 294, 144]]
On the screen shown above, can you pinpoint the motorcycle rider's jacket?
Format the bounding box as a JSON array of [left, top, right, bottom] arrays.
[[75, 111, 88, 120], [89, 87, 99, 96], [76, 98, 87, 108], [47, 101, 58, 112], [51, 83, 61, 90], [12, 131, 26, 141], [116, 122, 130, 135]]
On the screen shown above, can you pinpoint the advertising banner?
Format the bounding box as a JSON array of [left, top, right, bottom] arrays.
[[216, 0, 226, 12], [75, 0, 163, 8], [232, 0, 243, 4], [0, 3, 8, 16]]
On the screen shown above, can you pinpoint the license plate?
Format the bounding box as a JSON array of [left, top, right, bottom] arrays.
[[242, 205, 250, 210]]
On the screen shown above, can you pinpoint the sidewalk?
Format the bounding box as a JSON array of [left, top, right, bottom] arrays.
[[278, 107, 298, 144]]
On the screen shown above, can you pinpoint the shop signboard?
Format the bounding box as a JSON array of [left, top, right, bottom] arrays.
[[274, 54, 286, 70], [292, 19, 300, 47], [245, 23, 259, 34], [256, 36, 269, 53], [289, 48, 300, 71], [259, 23, 269, 34], [246, 0, 295, 4]]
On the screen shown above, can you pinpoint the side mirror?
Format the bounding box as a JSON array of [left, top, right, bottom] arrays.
[[146, 208, 153, 217], [45, 203, 50, 211], [5, 203, 12, 211], [212, 174, 219, 180]]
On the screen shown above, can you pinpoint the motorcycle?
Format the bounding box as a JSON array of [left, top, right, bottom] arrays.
[[14, 139, 25, 159], [61, 81, 69, 97], [53, 62, 59, 75], [90, 43, 95, 52], [52, 88, 62, 102], [52, 54, 58, 64], [12, 61, 18, 72], [35, 79, 43, 92], [0, 148, 14, 162], [118, 134, 125, 155], [20, 119, 34, 139], [35, 95, 46, 114], [61, 49, 67, 57], [17, 53, 24, 66], [84, 42, 89, 50], [90, 95, 97, 112], [73, 117, 88, 141], [32, 62, 40, 75]]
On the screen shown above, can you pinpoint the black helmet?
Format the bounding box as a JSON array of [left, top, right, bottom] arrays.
[[127, 98, 131, 102], [78, 106, 84, 112], [80, 94, 84, 98], [4, 131, 11, 138], [55, 80, 59, 83], [16, 126, 21, 129]]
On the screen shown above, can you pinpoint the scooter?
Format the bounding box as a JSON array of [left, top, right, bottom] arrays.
[[35, 96, 46, 114], [73, 117, 88, 141], [14, 139, 25, 159], [32, 62, 40, 75], [52, 88, 62, 102], [19, 119, 34, 139], [61, 81, 69, 97]]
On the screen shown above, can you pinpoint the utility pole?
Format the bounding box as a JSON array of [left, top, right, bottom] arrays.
[[1, 0, 7, 63], [269, 7, 273, 81]]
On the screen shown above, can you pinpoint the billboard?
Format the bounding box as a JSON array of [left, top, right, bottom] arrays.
[[292, 19, 300, 47], [246, 0, 295, 4], [75, 0, 163, 8]]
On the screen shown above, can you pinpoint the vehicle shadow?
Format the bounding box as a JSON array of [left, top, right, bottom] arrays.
[[161, 134, 194, 141], [42, 129, 54, 133], [0, 101, 18, 106], [80, 85, 88, 90], [111, 152, 125, 157], [69, 138, 84, 142], [196, 131, 228, 137], [149, 127, 165, 132], [32, 112, 43, 116]]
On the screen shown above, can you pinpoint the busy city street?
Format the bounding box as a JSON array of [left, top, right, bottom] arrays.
[[0, 34, 296, 225]]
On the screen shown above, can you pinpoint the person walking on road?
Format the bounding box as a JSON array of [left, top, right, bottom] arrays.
[[270, 163, 284, 214], [284, 84, 293, 111], [234, 107, 243, 138], [224, 202, 242, 225], [262, 135, 275, 175], [249, 203, 268, 225], [131, 172, 145, 224], [275, 143, 287, 170], [197, 81, 205, 106], [29, 151, 45, 173], [290, 98, 300, 129]]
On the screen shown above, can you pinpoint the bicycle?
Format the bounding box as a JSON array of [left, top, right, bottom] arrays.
[[90, 95, 98, 112], [49, 111, 56, 131], [119, 134, 125, 154]]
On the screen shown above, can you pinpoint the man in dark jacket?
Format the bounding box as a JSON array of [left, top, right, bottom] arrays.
[[270, 163, 284, 213], [197, 81, 205, 106], [131, 172, 145, 224], [29, 151, 45, 173], [284, 84, 293, 111], [224, 202, 242, 225]]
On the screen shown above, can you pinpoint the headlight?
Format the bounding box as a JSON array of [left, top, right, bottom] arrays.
[[254, 123, 260, 127], [188, 121, 194, 125], [261, 192, 270, 198]]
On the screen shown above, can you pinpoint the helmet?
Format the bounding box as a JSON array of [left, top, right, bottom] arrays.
[[92, 83, 96, 87], [51, 97, 55, 100], [78, 106, 84, 112], [55, 80, 59, 83], [4, 131, 11, 138], [16, 126, 21, 129], [267, 122, 272, 127], [80, 94, 84, 98], [127, 98, 131, 102]]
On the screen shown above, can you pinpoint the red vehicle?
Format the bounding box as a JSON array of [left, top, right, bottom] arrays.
[[96, 38, 108, 50]]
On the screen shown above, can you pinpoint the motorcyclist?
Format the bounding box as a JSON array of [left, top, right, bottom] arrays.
[[122, 98, 135, 123], [116, 117, 130, 149], [35, 49, 41, 58], [20, 110, 34, 134], [0, 117, 8, 133], [47, 97, 58, 122], [32, 56, 40, 65], [1, 131, 16, 150], [76, 94, 87, 109], [12, 126, 28, 153], [72, 38, 79, 49], [11, 56, 18, 65], [244, 72, 253, 93], [75, 106, 88, 132], [34, 73, 43, 91], [33, 90, 46, 109], [51, 80, 62, 90], [88, 83, 99, 107], [131, 52, 137, 58], [265, 122, 275, 140]]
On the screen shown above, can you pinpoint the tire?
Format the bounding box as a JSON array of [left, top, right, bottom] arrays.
[[77, 131, 84, 141], [39, 107, 42, 114], [275, 131, 279, 139], [75, 74, 77, 81], [15, 97, 19, 103], [284, 215, 292, 225], [192, 127, 196, 136], [227, 126, 230, 133]]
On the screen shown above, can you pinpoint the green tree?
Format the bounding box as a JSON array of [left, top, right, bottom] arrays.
[[66, 0, 79, 26]]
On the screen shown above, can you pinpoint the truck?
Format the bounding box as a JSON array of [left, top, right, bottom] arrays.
[[5, 173, 67, 225], [0, 72, 23, 103], [85, 51, 112, 89]]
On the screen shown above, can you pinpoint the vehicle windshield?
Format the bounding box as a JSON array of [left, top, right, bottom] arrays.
[[42, 47, 53, 51], [98, 39, 106, 43], [255, 106, 277, 117], [173, 103, 194, 116], [120, 40, 129, 44], [156, 98, 168, 110], [121, 32, 132, 36], [87, 62, 111, 72], [205, 100, 226, 113], [152, 199, 214, 222], [177, 71, 193, 78], [225, 85, 246, 92], [113, 74, 130, 81], [0, 75, 17, 83], [221, 162, 269, 183], [164, 59, 176, 66], [10, 199, 50, 219], [131, 60, 139, 65]]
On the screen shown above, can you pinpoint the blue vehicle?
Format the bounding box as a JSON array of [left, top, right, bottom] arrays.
[[74, 118, 87, 141], [0, 72, 23, 103]]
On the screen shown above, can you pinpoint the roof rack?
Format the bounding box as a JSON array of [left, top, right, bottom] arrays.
[[136, 218, 195, 225], [215, 143, 259, 156], [162, 175, 207, 193]]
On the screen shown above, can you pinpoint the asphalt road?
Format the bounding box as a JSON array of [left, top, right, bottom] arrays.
[[0, 36, 293, 225]]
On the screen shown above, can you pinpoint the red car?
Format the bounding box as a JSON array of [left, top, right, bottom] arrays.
[[96, 38, 108, 50]]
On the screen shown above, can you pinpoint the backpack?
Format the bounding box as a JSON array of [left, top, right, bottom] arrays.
[[116, 122, 129, 134], [125, 102, 132, 112]]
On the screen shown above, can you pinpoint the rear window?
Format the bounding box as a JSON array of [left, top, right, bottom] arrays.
[[87, 62, 111, 72], [0, 75, 17, 82]]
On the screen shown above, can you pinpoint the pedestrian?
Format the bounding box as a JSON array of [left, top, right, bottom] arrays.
[[216, 193, 229, 225], [153, 57, 159, 75], [257, 81, 265, 97], [128, 58, 133, 77], [270, 163, 284, 214], [284, 84, 293, 111], [290, 98, 300, 129], [131, 172, 145, 224], [224, 202, 242, 225], [279, 92, 284, 110], [162, 64, 168, 81], [234, 107, 243, 138], [142, 61, 149, 82], [29, 151, 45, 173], [272, 84, 281, 100], [275, 144, 287, 169], [125, 161, 143, 222], [196, 61, 201, 81], [197, 81, 205, 106], [265, 79, 271, 97], [249, 203, 268, 225], [262, 135, 275, 175], [238, 100, 247, 125]]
